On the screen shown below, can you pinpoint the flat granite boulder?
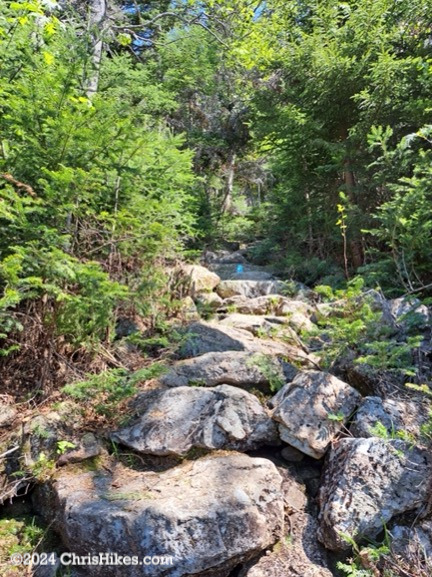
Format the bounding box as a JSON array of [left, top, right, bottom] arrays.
[[48, 454, 285, 577], [220, 296, 315, 330], [161, 351, 298, 391], [216, 280, 287, 299], [318, 437, 432, 551], [112, 385, 278, 456], [217, 314, 288, 336], [269, 371, 361, 459], [177, 321, 311, 361]]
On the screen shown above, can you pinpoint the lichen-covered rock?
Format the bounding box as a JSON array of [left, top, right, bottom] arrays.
[[57, 433, 104, 466], [350, 396, 428, 440], [318, 437, 432, 551], [161, 351, 297, 390], [48, 454, 285, 577], [216, 280, 287, 299], [112, 385, 278, 456], [270, 371, 361, 459]]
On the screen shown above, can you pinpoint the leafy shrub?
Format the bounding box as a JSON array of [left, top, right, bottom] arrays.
[[309, 277, 422, 376], [62, 365, 167, 416]]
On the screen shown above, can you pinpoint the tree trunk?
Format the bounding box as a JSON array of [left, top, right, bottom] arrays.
[[342, 157, 363, 268], [221, 151, 236, 215], [340, 125, 363, 269], [85, 0, 107, 98]]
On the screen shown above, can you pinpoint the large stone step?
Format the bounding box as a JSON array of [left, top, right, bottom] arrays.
[[43, 454, 285, 577], [111, 385, 278, 456]]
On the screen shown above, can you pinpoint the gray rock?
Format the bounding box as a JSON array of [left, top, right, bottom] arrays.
[[218, 312, 313, 337], [0, 398, 17, 428], [363, 289, 397, 329], [280, 446, 304, 463], [221, 295, 314, 327], [239, 472, 332, 577], [216, 280, 287, 300], [205, 250, 247, 265], [270, 371, 361, 459], [275, 299, 316, 331], [350, 396, 428, 440], [390, 296, 430, 329], [112, 385, 278, 456], [195, 291, 224, 310], [391, 521, 432, 567], [344, 360, 406, 397], [178, 296, 200, 320], [161, 351, 296, 390], [318, 437, 432, 551], [49, 454, 285, 577], [218, 313, 287, 336], [33, 554, 61, 577], [57, 433, 104, 466], [184, 264, 221, 294], [177, 321, 313, 361]]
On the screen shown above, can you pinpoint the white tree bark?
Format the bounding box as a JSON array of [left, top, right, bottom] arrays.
[[85, 0, 107, 97]]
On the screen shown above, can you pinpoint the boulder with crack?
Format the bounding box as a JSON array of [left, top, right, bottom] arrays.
[[161, 351, 297, 391], [269, 371, 361, 459], [45, 454, 285, 577], [318, 437, 432, 551], [112, 385, 278, 456], [239, 469, 332, 577]]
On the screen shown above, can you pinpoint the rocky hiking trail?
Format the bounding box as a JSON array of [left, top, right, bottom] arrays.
[[1, 250, 432, 577]]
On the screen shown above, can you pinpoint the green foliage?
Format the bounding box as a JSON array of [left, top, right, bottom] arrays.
[[227, 0, 432, 283], [246, 354, 284, 392], [367, 127, 432, 291], [369, 420, 415, 444], [310, 278, 384, 367], [61, 365, 166, 415], [420, 411, 432, 442], [29, 452, 56, 481], [355, 336, 422, 376], [0, 1, 197, 389], [56, 440, 76, 455], [310, 277, 421, 375], [336, 530, 390, 577], [0, 516, 45, 569]]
